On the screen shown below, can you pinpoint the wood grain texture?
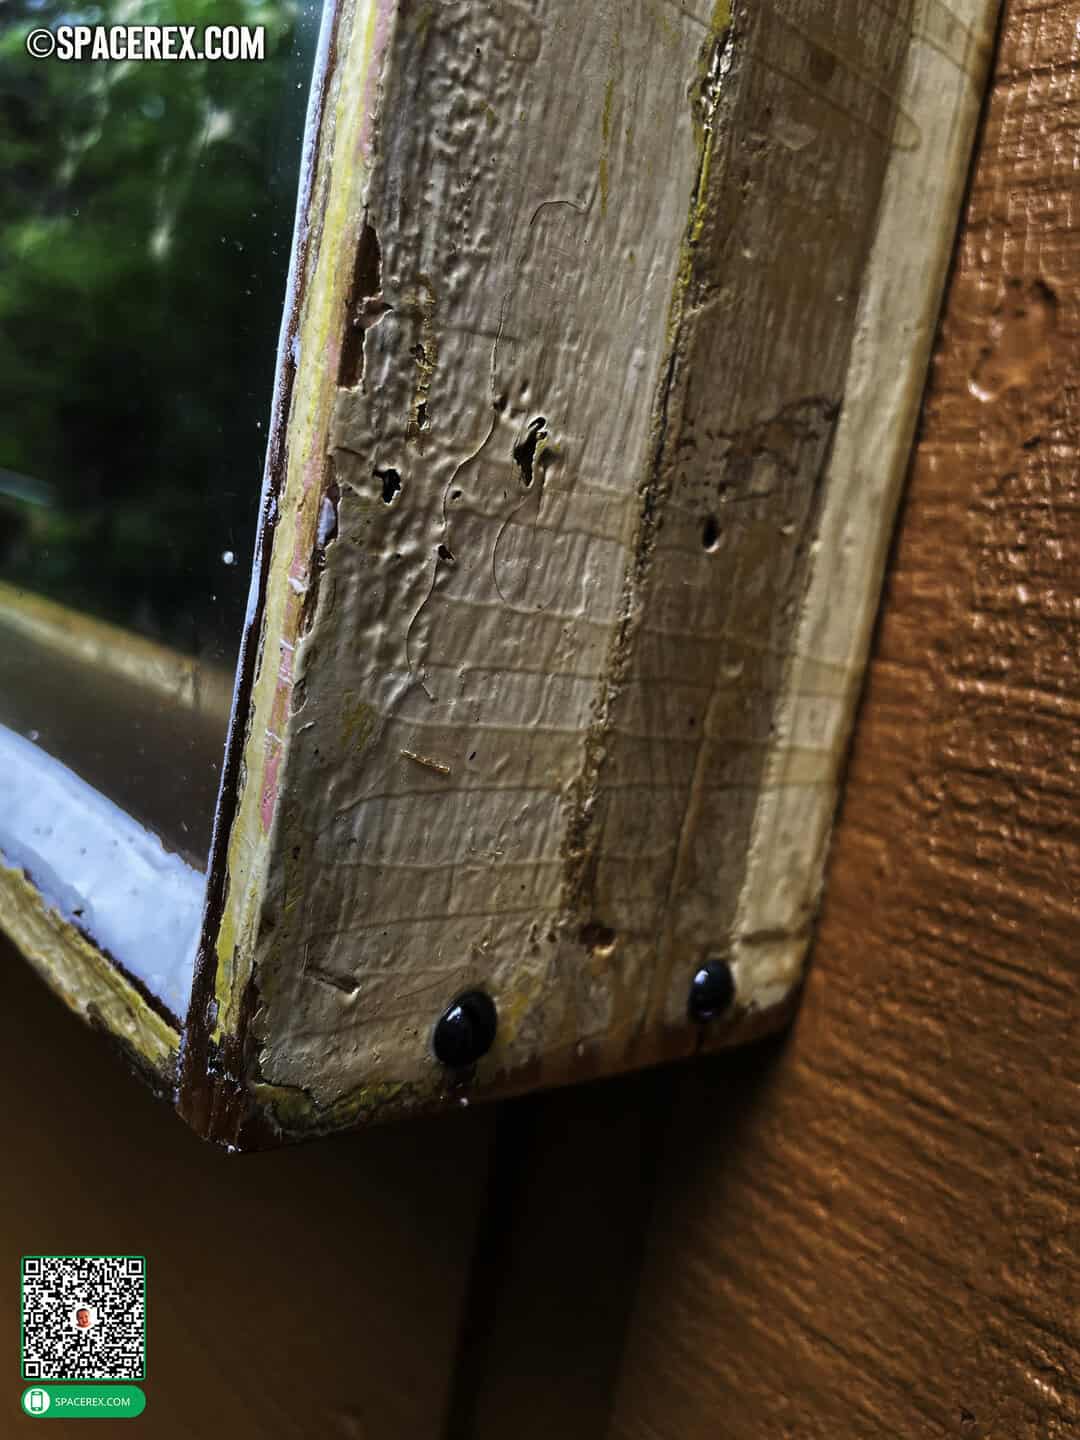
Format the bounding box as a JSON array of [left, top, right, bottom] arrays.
[[183, 0, 994, 1146], [604, 1, 1080, 1435], [730, 0, 998, 1004], [246, 0, 717, 1126]]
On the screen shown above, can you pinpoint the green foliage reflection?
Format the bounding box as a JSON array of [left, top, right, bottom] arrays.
[[0, 0, 317, 656]]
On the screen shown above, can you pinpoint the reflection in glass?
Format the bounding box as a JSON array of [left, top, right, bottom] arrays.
[[0, 0, 323, 864]]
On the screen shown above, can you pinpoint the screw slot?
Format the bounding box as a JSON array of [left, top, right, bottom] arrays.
[[688, 959, 735, 1023], [432, 990, 498, 1068]]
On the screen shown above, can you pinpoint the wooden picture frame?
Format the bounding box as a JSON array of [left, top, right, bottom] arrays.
[[0, 0, 1000, 1147]]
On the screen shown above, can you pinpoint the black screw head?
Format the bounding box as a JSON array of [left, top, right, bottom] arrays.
[[688, 959, 735, 1022], [432, 990, 498, 1068]]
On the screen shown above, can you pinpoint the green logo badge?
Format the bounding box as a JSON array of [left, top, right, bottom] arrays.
[[21, 1385, 145, 1418]]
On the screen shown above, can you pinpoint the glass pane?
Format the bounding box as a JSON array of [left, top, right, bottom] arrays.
[[0, 0, 323, 865]]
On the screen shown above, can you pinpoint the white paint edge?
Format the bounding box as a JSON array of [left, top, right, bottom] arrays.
[[0, 725, 203, 1021], [730, 0, 1002, 1004]]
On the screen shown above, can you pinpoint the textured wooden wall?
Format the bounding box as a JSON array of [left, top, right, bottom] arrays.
[[602, 0, 1080, 1433]]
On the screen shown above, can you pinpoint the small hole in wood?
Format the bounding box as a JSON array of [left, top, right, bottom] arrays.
[[513, 416, 548, 488], [580, 921, 617, 954], [376, 467, 401, 504]]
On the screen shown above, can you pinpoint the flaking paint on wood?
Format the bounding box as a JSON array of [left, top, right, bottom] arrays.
[[182, 0, 996, 1143], [252, 0, 719, 1120]]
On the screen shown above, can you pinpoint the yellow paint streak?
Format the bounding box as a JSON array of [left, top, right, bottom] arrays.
[[0, 580, 232, 722], [400, 748, 452, 775], [410, 1, 434, 43], [211, 0, 396, 1043], [342, 694, 378, 753], [252, 1078, 407, 1133], [493, 964, 548, 1054], [0, 863, 179, 1075], [600, 73, 615, 215], [406, 274, 439, 451], [676, 0, 734, 299]]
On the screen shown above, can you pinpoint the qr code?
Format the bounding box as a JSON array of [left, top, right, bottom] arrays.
[[22, 1256, 146, 1380]]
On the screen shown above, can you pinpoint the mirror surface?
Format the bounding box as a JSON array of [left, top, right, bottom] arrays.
[[0, 0, 324, 865]]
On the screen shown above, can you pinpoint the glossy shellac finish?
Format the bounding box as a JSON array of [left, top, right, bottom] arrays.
[[433, 991, 499, 1070], [687, 961, 736, 1024]]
